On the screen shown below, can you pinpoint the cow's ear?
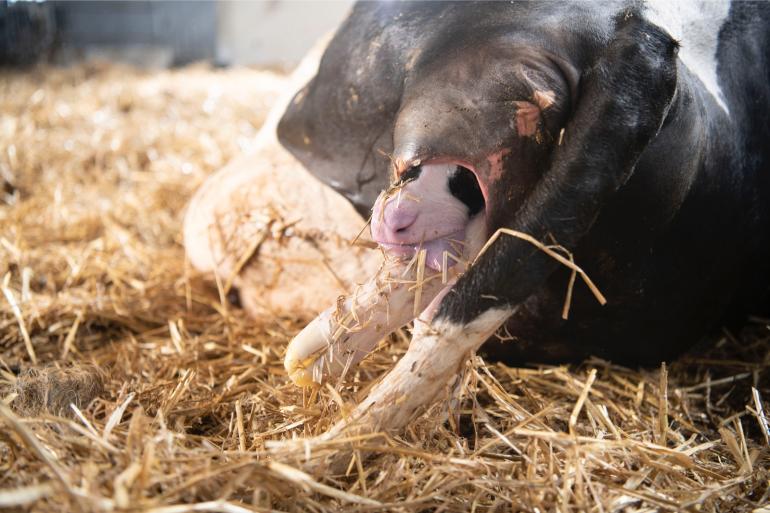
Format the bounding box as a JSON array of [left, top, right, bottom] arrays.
[[510, 55, 580, 141], [437, 13, 679, 324]]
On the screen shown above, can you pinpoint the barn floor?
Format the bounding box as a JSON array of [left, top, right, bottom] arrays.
[[0, 63, 768, 513]]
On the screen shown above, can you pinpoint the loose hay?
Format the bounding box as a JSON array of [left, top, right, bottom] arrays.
[[11, 364, 104, 417], [0, 61, 769, 512]]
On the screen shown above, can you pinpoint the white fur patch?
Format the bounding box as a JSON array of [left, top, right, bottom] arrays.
[[644, 0, 731, 114], [429, 307, 515, 350]]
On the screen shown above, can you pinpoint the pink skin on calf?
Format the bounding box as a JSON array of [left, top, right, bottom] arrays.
[[370, 162, 471, 271]]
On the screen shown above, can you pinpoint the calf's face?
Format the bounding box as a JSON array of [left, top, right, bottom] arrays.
[[370, 163, 483, 271]]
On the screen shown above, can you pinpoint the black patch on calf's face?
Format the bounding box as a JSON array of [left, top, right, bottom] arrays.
[[448, 166, 485, 217]]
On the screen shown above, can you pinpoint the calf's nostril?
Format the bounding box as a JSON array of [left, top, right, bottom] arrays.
[[384, 207, 418, 233]]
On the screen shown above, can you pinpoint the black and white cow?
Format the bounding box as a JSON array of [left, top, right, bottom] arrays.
[[277, 0, 770, 375]]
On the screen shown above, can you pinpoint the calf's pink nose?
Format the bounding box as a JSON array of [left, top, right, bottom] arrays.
[[383, 201, 418, 234]]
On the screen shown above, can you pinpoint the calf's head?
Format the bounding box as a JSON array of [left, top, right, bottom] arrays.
[[370, 163, 483, 270]]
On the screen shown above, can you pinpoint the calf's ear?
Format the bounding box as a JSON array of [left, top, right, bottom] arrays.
[[437, 13, 680, 325]]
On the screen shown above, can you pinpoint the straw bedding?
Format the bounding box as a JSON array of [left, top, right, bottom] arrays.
[[0, 62, 768, 512]]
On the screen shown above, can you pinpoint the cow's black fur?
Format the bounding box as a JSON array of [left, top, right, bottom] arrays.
[[278, 1, 770, 365]]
